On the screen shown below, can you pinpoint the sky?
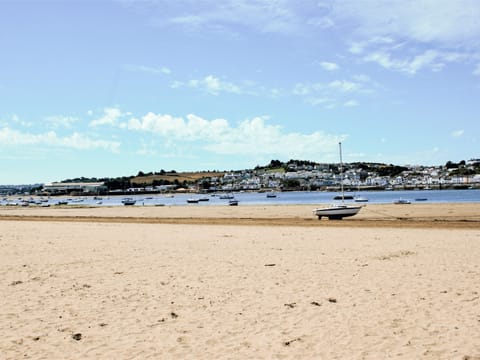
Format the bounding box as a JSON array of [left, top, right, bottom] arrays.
[[1, 0, 479, 184]]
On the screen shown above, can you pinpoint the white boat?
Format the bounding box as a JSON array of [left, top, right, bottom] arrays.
[[313, 142, 363, 220], [394, 199, 411, 204], [354, 196, 368, 202], [314, 204, 362, 220], [219, 194, 234, 199], [266, 192, 277, 198]]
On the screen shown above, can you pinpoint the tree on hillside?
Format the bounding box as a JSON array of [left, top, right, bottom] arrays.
[[268, 159, 283, 168]]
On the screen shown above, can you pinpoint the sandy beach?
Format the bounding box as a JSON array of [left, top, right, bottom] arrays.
[[1, 203, 479, 359]]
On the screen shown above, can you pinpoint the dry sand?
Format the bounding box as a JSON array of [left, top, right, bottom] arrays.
[[1, 203, 479, 359]]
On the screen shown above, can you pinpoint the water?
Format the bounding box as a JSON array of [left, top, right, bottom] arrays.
[[5, 189, 478, 207]]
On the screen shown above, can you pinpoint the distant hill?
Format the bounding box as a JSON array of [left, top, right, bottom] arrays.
[[131, 171, 225, 186]]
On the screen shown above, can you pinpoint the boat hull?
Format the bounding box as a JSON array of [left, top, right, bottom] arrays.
[[313, 205, 362, 220]]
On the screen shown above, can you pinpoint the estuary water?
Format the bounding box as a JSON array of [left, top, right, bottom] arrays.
[[9, 188, 478, 207]]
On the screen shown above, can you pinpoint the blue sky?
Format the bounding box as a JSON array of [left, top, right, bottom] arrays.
[[1, 0, 479, 184]]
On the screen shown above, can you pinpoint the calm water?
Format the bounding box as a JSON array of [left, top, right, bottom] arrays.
[[7, 189, 478, 207]]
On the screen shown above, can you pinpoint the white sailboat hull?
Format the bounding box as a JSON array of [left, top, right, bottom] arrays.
[[313, 205, 362, 219]]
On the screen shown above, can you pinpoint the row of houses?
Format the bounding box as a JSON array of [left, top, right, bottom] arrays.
[[5, 160, 478, 196], [206, 162, 480, 192]]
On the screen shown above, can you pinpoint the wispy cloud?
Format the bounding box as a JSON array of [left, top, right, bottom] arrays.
[[319, 61, 339, 71], [122, 64, 171, 75], [90, 107, 128, 127], [11, 114, 33, 128], [333, 0, 480, 46], [293, 77, 373, 108], [122, 0, 334, 36], [0, 127, 120, 153], [171, 75, 265, 96], [344, 100, 359, 107], [45, 115, 79, 129], [452, 129, 464, 138], [339, 1, 480, 74], [362, 48, 468, 75]]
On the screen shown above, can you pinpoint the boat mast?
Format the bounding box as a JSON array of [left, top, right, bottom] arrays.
[[339, 142, 344, 203]]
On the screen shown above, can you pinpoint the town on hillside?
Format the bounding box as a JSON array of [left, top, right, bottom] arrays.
[[1, 159, 480, 196]]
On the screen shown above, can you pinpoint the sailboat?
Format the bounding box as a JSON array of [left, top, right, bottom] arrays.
[[313, 142, 363, 220]]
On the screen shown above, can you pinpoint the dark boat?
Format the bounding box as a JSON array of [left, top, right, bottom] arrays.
[[333, 194, 354, 200], [122, 198, 136, 205]]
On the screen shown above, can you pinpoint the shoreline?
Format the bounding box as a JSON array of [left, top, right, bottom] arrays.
[[0, 203, 479, 229]]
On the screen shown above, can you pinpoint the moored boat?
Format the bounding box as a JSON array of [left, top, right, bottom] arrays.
[[122, 198, 136, 205], [313, 204, 362, 220], [333, 194, 354, 200], [313, 142, 363, 220], [394, 199, 411, 204], [228, 199, 239, 206]]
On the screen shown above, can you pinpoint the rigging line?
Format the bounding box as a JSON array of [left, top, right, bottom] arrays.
[[360, 205, 408, 221]]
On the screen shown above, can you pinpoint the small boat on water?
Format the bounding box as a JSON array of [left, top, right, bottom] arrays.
[[187, 198, 199, 204], [354, 196, 368, 202], [333, 194, 354, 200], [394, 199, 411, 204], [313, 142, 363, 220], [415, 198, 428, 201], [266, 192, 277, 198], [228, 199, 239, 206], [219, 194, 234, 199], [122, 198, 136, 205]]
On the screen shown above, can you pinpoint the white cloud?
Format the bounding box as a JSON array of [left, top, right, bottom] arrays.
[[339, 1, 480, 74], [129, 0, 343, 36], [119, 111, 345, 159], [189, 75, 241, 95], [170, 75, 262, 96], [123, 64, 171, 75], [203, 117, 345, 159], [11, 114, 33, 128], [452, 129, 464, 138], [319, 61, 339, 71], [328, 80, 359, 92], [0, 127, 120, 152], [45, 115, 79, 128], [90, 107, 126, 127], [344, 100, 358, 107], [334, 0, 480, 46], [123, 112, 230, 141], [159, 0, 303, 35], [191, 75, 241, 95], [293, 78, 371, 108], [362, 49, 466, 74]]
